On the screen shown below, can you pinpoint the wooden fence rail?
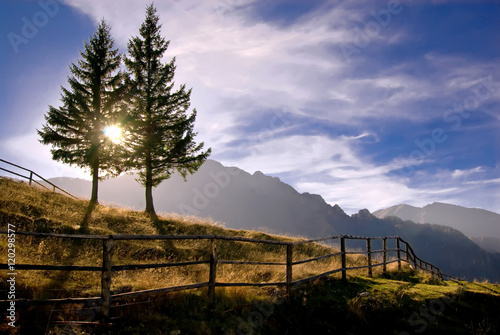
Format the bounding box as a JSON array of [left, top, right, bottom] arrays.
[[0, 231, 445, 324], [0, 158, 78, 199]]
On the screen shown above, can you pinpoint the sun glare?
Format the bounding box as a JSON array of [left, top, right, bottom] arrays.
[[104, 125, 122, 143]]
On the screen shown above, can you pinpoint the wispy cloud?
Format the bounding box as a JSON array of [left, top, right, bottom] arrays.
[[2, 0, 498, 214]]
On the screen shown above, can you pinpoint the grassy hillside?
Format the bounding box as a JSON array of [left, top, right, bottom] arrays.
[[1, 177, 499, 334]]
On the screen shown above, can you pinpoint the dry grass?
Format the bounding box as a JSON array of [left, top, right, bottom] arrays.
[[3, 177, 500, 334], [0, 177, 451, 298], [0, 177, 377, 299]]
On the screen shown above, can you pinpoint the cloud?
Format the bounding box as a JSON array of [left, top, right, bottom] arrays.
[[218, 132, 424, 213], [451, 166, 483, 179], [6, 0, 495, 215], [62, 0, 479, 134], [296, 164, 500, 214], [223, 134, 355, 174]]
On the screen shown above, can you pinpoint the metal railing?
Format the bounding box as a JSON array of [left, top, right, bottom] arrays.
[[0, 158, 78, 199]]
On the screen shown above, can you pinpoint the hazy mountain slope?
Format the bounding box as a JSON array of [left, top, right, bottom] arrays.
[[47, 160, 500, 282], [48, 160, 350, 237], [373, 204, 423, 223], [470, 236, 500, 253], [373, 203, 500, 253], [373, 203, 500, 238]]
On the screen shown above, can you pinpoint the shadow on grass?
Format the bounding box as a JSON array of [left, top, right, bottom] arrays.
[[31, 200, 101, 321], [78, 201, 97, 234]]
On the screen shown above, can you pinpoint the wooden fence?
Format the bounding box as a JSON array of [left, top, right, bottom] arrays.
[[0, 230, 444, 325], [0, 158, 78, 199]]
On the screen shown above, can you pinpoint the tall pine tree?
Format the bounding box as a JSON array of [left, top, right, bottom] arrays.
[[38, 20, 126, 205], [125, 4, 211, 215]]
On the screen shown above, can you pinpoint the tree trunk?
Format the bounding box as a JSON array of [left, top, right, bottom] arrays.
[[145, 155, 156, 215], [82, 156, 99, 232], [145, 182, 155, 214], [90, 157, 99, 205]]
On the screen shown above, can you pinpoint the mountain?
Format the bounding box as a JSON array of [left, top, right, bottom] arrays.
[[47, 160, 500, 282], [373, 203, 500, 253], [470, 236, 500, 254], [48, 160, 348, 237]]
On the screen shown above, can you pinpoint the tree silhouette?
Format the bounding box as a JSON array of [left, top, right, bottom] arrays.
[[38, 20, 126, 207], [124, 4, 211, 216]]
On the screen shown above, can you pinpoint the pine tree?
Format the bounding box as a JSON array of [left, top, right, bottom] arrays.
[[38, 20, 126, 205], [125, 4, 211, 216]]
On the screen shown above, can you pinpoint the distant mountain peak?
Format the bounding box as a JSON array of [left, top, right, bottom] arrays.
[[426, 202, 458, 208], [374, 202, 500, 242], [353, 208, 374, 220]]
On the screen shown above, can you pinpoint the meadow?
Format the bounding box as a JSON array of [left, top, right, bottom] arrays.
[[1, 177, 499, 334]]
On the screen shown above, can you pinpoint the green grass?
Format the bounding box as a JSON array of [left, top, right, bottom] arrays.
[[1, 177, 499, 334]]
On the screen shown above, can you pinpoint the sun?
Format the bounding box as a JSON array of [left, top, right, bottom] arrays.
[[104, 125, 122, 143]]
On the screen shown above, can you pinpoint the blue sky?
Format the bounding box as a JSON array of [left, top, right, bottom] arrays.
[[1, 0, 499, 214]]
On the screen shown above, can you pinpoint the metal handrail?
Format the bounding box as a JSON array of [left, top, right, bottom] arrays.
[[0, 158, 78, 199]]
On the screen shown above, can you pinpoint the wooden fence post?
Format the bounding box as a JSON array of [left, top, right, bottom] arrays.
[[405, 243, 410, 263], [208, 238, 218, 302], [396, 238, 401, 271], [340, 236, 347, 282], [286, 244, 293, 297], [101, 236, 114, 324], [29, 171, 33, 186], [382, 238, 387, 275], [366, 238, 372, 277]]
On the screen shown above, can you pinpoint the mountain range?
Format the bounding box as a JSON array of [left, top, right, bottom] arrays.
[[373, 203, 500, 253], [46, 159, 500, 282]]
